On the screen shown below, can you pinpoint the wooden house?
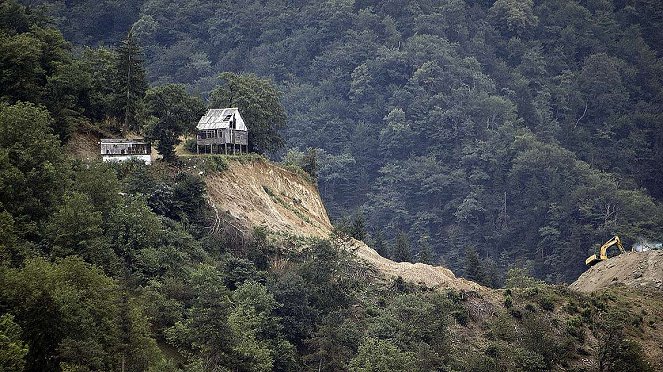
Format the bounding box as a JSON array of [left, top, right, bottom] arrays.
[[100, 138, 151, 165], [196, 108, 248, 154]]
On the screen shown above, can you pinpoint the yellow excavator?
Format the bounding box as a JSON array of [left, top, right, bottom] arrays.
[[585, 235, 626, 266]]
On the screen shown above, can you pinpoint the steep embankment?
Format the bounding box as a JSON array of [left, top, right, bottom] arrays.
[[570, 251, 663, 293], [204, 158, 483, 291], [204, 159, 332, 237]]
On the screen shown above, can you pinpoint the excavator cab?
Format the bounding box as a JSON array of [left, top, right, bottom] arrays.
[[585, 235, 625, 266]]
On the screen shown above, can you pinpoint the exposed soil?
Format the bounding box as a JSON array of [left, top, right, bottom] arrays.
[[204, 158, 485, 291], [65, 131, 100, 160], [570, 251, 663, 293], [204, 159, 332, 238], [339, 238, 484, 291]]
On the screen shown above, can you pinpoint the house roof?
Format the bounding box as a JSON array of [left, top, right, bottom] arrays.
[[197, 108, 247, 131]]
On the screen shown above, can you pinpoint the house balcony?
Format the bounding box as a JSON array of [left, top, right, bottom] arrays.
[[196, 137, 225, 146]]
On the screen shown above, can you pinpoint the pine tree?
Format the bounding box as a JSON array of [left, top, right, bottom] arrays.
[[371, 230, 389, 258], [392, 233, 412, 263], [349, 209, 366, 241], [115, 29, 147, 131], [464, 247, 485, 283], [417, 238, 434, 264]]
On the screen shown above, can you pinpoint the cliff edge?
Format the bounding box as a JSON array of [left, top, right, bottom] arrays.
[[204, 157, 483, 292]]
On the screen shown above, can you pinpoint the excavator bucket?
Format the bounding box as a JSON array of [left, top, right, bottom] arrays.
[[585, 254, 601, 266]]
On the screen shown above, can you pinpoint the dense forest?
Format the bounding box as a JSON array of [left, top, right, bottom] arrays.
[[17, 0, 663, 283], [2, 1, 663, 370]]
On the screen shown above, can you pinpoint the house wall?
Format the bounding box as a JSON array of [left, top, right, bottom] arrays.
[[196, 129, 248, 146]]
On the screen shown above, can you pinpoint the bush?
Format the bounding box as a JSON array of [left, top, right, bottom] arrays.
[[538, 296, 555, 312], [184, 137, 197, 153]]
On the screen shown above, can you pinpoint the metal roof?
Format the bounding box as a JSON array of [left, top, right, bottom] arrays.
[[196, 108, 247, 131]]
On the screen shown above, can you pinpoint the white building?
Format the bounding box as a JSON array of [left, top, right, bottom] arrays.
[[100, 138, 152, 165]]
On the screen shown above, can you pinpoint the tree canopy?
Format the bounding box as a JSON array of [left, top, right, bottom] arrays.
[[209, 72, 286, 154], [144, 83, 205, 161]]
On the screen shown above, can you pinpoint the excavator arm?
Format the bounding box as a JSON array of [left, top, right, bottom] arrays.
[[585, 235, 625, 266]]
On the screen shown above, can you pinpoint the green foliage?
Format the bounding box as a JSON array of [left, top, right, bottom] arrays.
[[0, 102, 66, 247], [0, 257, 163, 371], [164, 264, 234, 366], [3, 2, 663, 371], [115, 29, 147, 131], [392, 233, 411, 263], [363, 292, 453, 369], [21, 0, 663, 285], [282, 147, 319, 179], [269, 272, 316, 350], [370, 230, 389, 258], [464, 248, 484, 283], [46, 191, 118, 273], [306, 310, 360, 372], [144, 84, 205, 161], [416, 238, 434, 264], [210, 72, 286, 154], [0, 313, 28, 372], [505, 267, 543, 289], [349, 338, 417, 372], [596, 309, 653, 372], [228, 281, 294, 371]]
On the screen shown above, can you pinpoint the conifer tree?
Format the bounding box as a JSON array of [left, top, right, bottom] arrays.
[[371, 230, 388, 258], [417, 238, 434, 265], [392, 233, 412, 263], [464, 248, 485, 283], [349, 209, 366, 241], [115, 29, 147, 131]]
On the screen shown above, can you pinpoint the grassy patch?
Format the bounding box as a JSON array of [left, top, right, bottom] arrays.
[[281, 163, 316, 184]]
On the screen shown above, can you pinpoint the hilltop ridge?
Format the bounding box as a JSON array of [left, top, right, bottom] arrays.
[[571, 251, 663, 293]]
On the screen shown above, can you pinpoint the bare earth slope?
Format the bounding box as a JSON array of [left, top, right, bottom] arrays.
[[570, 251, 663, 293], [204, 158, 483, 291], [205, 159, 332, 238]]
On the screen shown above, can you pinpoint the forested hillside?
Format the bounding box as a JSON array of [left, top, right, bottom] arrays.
[[2, 1, 663, 369], [20, 0, 663, 283]]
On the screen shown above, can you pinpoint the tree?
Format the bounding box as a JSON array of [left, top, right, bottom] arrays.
[[164, 264, 234, 369], [489, 0, 538, 37], [80, 47, 121, 122], [0, 314, 28, 372], [0, 257, 163, 371], [228, 281, 296, 372], [302, 147, 319, 178], [597, 310, 653, 372], [46, 192, 119, 274], [349, 338, 417, 372], [464, 247, 484, 283], [209, 72, 287, 154], [371, 230, 389, 258], [349, 209, 367, 241], [392, 233, 412, 263], [0, 102, 66, 243], [115, 29, 147, 131], [144, 84, 205, 161], [417, 238, 434, 264]]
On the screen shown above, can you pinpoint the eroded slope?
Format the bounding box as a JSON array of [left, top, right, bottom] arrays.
[[204, 158, 483, 291]]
